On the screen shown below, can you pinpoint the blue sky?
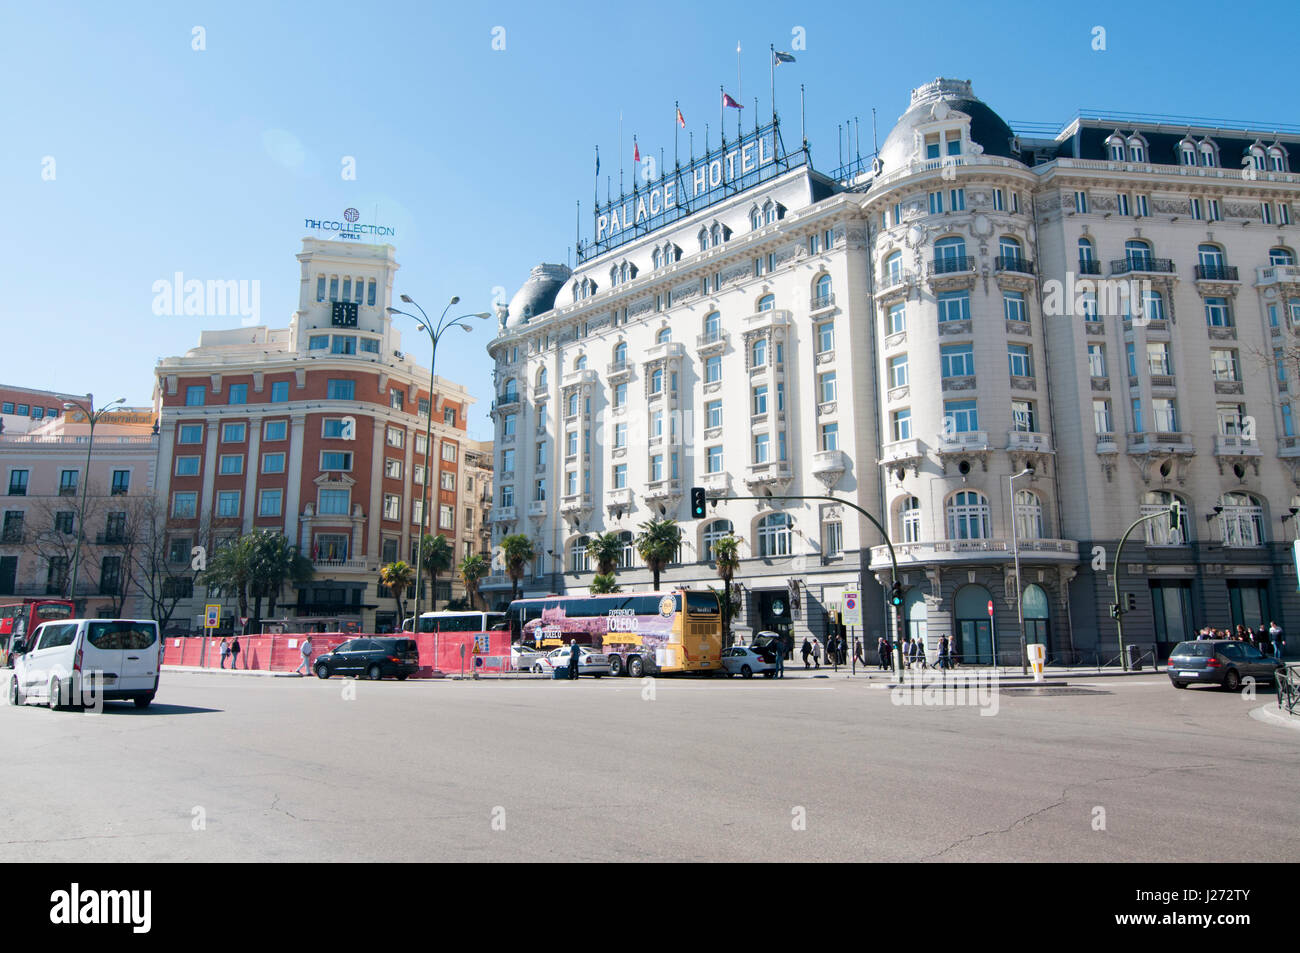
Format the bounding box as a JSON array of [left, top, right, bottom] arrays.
[[4, 0, 1298, 439]]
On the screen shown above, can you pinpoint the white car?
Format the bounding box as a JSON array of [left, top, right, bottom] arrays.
[[511, 643, 546, 672], [532, 645, 609, 677], [720, 645, 777, 678], [9, 618, 162, 709]]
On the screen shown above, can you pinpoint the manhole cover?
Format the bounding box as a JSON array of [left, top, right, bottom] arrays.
[[1001, 687, 1111, 696]]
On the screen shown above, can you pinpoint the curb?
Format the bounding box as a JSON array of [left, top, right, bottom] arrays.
[[1250, 704, 1300, 733]]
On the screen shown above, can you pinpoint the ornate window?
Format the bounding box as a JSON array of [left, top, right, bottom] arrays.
[[1013, 489, 1044, 540], [1142, 490, 1189, 546], [569, 535, 590, 573], [756, 513, 792, 558], [1220, 493, 1265, 547], [900, 497, 921, 543], [946, 491, 990, 540], [702, 519, 733, 562]]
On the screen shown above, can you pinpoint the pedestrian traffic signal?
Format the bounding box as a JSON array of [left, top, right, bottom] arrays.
[[689, 486, 707, 519], [1168, 501, 1181, 531], [1125, 592, 1137, 612], [890, 581, 904, 607], [1110, 603, 1121, 619]]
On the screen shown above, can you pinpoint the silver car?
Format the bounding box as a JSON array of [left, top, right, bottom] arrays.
[[533, 645, 609, 677], [1167, 640, 1283, 691]]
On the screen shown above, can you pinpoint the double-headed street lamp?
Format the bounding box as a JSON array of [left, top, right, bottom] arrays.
[[63, 395, 125, 608], [386, 296, 490, 628]]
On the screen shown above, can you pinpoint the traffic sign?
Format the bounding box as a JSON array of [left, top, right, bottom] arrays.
[[204, 605, 221, 629], [842, 589, 862, 625], [986, 600, 994, 619]]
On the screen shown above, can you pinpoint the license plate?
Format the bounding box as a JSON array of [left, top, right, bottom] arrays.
[[1180, 671, 1198, 678]]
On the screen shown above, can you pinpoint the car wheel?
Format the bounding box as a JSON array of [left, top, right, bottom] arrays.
[[1172, 680, 1187, 689], [608, 655, 623, 677], [48, 677, 62, 710], [315, 663, 330, 679], [9, 675, 23, 707], [740, 664, 753, 679], [133, 694, 154, 709], [367, 664, 383, 681], [1223, 669, 1241, 692], [533, 664, 545, 674], [395, 674, 409, 681], [627, 656, 645, 678]]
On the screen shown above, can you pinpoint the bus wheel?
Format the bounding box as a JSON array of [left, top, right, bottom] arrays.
[[627, 656, 645, 678], [608, 655, 623, 677]]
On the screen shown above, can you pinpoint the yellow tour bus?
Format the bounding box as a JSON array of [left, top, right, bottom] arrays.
[[506, 589, 723, 677]]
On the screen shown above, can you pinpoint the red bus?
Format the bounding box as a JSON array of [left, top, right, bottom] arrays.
[[0, 600, 75, 666]]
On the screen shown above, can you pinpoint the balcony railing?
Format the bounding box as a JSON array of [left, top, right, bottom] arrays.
[[1195, 263, 1239, 281], [1, 529, 24, 544], [870, 538, 1078, 566], [928, 256, 974, 275], [1110, 257, 1176, 275], [995, 256, 1035, 275], [1256, 264, 1300, 286], [810, 292, 836, 310], [937, 431, 989, 452], [1077, 260, 1102, 276], [1214, 434, 1262, 456]]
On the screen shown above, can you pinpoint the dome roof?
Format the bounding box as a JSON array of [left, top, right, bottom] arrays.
[[504, 263, 571, 329], [877, 78, 1018, 175]]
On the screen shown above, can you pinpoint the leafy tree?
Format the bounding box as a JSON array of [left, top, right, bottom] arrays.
[[458, 552, 490, 610], [590, 572, 621, 594], [710, 535, 741, 647], [248, 530, 314, 628], [379, 561, 416, 625], [587, 531, 625, 576], [202, 535, 255, 625], [418, 533, 454, 611], [501, 534, 536, 603], [635, 517, 681, 590]]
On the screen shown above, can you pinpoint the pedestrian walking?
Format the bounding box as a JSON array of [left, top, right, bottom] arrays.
[[219, 637, 230, 669], [937, 635, 950, 670], [229, 637, 241, 669], [567, 639, 580, 680], [854, 640, 865, 667], [774, 639, 785, 678], [296, 635, 313, 676], [801, 638, 812, 670], [1271, 621, 1285, 660], [810, 637, 821, 669], [881, 637, 893, 672]]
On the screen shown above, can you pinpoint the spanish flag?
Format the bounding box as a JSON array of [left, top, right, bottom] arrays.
[[677, 107, 686, 128]]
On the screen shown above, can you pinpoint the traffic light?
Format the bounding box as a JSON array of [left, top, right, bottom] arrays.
[[890, 581, 904, 607], [1168, 501, 1181, 531], [1125, 592, 1137, 612], [689, 486, 707, 519], [1110, 603, 1121, 619]]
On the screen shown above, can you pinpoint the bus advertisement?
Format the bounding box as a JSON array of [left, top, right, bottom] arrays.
[[506, 589, 722, 677], [0, 600, 75, 667], [402, 611, 508, 634]]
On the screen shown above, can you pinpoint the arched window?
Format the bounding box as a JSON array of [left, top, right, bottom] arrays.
[[502, 378, 518, 401], [575, 354, 587, 370], [947, 491, 990, 540], [1269, 146, 1288, 172], [1269, 247, 1295, 266], [1220, 492, 1265, 547], [934, 236, 967, 272], [652, 248, 662, 270], [699, 228, 709, 252], [650, 367, 664, 393], [885, 250, 903, 284], [1106, 133, 1126, 162], [711, 223, 723, 247], [569, 535, 590, 573], [1078, 237, 1096, 272], [1142, 490, 1189, 546], [1198, 140, 1218, 167], [609, 265, 619, 286], [756, 513, 792, 558], [701, 519, 734, 562], [1198, 243, 1225, 267], [655, 327, 671, 344], [620, 262, 630, 283], [814, 274, 833, 306], [899, 496, 921, 543], [1127, 136, 1147, 163], [703, 311, 721, 341], [1125, 239, 1152, 269], [998, 236, 1022, 269], [763, 201, 777, 225], [613, 341, 627, 365], [1013, 489, 1044, 540], [750, 206, 762, 230], [536, 368, 547, 390], [751, 337, 767, 367], [1247, 144, 1267, 170], [1178, 138, 1197, 166], [617, 530, 635, 568], [1140, 289, 1166, 322], [757, 293, 775, 312]]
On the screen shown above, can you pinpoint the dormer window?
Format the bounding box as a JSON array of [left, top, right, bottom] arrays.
[[1199, 140, 1218, 167], [1269, 145, 1288, 172], [925, 133, 941, 159], [1179, 139, 1197, 166], [1106, 133, 1126, 162], [945, 130, 961, 156], [750, 206, 762, 230], [1247, 144, 1267, 170], [1127, 136, 1146, 162]]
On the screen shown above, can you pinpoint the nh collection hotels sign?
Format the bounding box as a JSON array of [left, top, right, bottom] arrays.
[[304, 208, 396, 240], [581, 121, 803, 262]]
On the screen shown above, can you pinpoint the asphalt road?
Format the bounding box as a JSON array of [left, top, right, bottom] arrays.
[[1, 670, 1296, 862]]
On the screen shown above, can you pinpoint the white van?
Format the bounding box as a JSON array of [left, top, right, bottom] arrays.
[[8, 619, 162, 710]]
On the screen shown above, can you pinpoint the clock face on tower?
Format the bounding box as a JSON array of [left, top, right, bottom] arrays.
[[331, 301, 359, 328]]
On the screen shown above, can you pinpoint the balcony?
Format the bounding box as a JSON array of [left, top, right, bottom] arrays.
[[1078, 260, 1102, 276], [744, 462, 793, 492], [312, 557, 369, 571], [1213, 378, 1244, 395], [526, 500, 548, 519], [643, 342, 685, 363], [1096, 433, 1119, 454], [1279, 436, 1300, 458], [1255, 264, 1300, 290], [871, 538, 1078, 568], [937, 431, 989, 454], [607, 360, 633, 380], [695, 329, 729, 355], [876, 269, 913, 299], [606, 487, 633, 510], [492, 392, 521, 413], [742, 308, 791, 332], [1194, 263, 1239, 282], [995, 256, 1035, 275], [561, 368, 598, 388], [810, 292, 836, 312], [882, 438, 924, 468], [1109, 258, 1176, 276], [1126, 432, 1194, 454], [559, 493, 593, 516], [489, 506, 517, 523], [699, 472, 731, 495], [1006, 431, 1052, 453], [1214, 434, 1262, 457], [927, 255, 974, 276], [810, 450, 849, 489]]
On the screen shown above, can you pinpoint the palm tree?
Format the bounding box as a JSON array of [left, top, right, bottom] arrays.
[[711, 535, 741, 647], [202, 535, 254, 627], [635, 517, 681, 590], [587, 531, 625, 577], [419, 533, 454, 610], [501, 534, 536, 603], [379, 561, 416, 626], [590, 572, 621, 594], [248, 530, 315, 628], [458, 552, 490, 610]]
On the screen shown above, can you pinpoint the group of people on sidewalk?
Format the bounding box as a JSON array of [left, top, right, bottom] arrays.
[[794, 633, 963, 671], [218, 637, 242, 669], [800, 636, 851, 669], [1198, 621, 1285, 659]]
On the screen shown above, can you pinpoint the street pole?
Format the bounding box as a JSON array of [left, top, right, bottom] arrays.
[[1112, 504, 1180, 670], [386, 298, 491, 632], [64, 396, 124, 610], [1009, 468, 1033, 675]]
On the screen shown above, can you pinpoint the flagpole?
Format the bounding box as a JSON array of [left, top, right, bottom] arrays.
[[800, 83, 807, 150], [770, 44, 775, 131], [674, 100, 679, 172], [736, 41, 742, 143], [619, 112, 623, 197], [718, 85, 723, 148]]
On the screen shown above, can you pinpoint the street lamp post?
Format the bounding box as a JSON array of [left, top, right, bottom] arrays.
[[386, 297, 490, 629], [1008, 467, 1034, 675], [63, 396, 125, 610]]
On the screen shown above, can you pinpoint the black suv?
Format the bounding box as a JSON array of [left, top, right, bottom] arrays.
[[314, 638, 420, 680]]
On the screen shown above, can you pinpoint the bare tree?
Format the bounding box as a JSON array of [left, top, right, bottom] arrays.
[[123, 496, 207, 632]]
